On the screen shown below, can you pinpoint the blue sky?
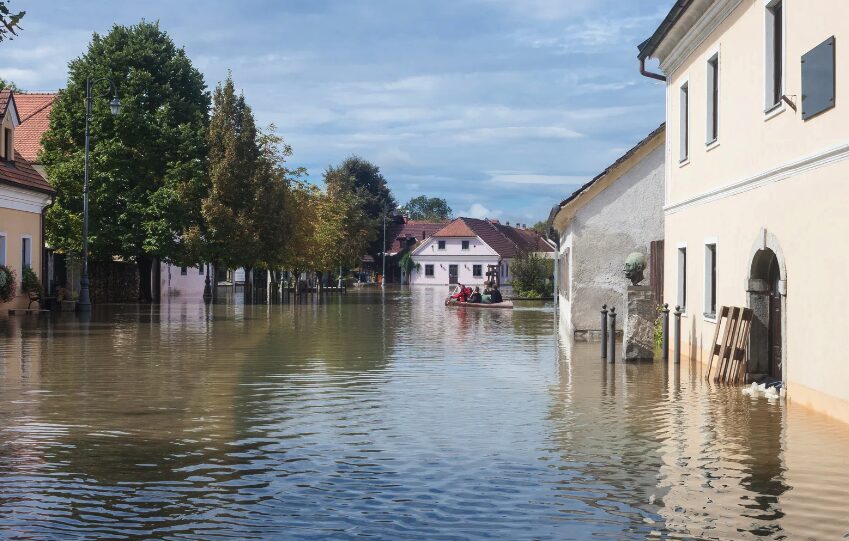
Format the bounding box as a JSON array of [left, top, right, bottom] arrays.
[[0, 0, 668, 225]]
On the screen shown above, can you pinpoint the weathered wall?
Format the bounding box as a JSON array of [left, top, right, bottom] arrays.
[[560, 144, 665, 334]]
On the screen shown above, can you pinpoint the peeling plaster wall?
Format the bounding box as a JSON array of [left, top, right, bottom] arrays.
[[559, 145, 665, 334]]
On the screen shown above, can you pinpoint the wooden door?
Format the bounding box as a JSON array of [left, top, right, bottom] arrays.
[[449, 265, 459, 284], [649, 240, 664, 305], [768, 261, 782, 379]]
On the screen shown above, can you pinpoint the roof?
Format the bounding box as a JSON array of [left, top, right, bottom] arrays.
[[387, 218, 447, 253], [14, 93, 57, 163], [428, 217, 554, 258], [0, 89, 20, 125], [549, 123, 665, 224], [0, 150, 55, 194], [637, 0, 695, 60]]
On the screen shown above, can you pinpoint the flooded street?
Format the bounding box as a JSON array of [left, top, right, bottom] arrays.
[[1, 288, 848, 540]]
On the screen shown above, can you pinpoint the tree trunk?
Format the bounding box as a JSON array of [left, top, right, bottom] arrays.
[[151, 258, 161, 303], [138, 255, 153, 303], [243, 266, 253, 304]]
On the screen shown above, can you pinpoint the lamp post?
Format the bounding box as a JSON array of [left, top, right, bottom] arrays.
[[77, 76, 121, 311], [381, 206, 386, 287]]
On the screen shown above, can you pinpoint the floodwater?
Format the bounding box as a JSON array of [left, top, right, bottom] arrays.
[[0, 288, 848, 540]]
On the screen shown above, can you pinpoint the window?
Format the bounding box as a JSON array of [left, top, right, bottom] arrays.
[[679, 82, 689, 162], [504, 262, 509, 278], [462, 240, 470, 250], [3, 128, 11, 161], [765, 0, 783, 110], [180, 266, 188, 276], [0, 233, 5, 266], [21, 237, 31, 271], [677, 247, 687, 311], [473, 264, 482, 277], [705, 243, 717, 317], [425, 264, 434, 277], [438, 240, 446, 250], [199, 265, 204, 275], [706, 53, 719, 143]]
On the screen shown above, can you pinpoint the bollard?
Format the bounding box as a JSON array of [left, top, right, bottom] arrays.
[[600, 304, 608, 359], [608, 307, 617, 363], [661, 303, 670, 362], [673, 305, 682, 365]]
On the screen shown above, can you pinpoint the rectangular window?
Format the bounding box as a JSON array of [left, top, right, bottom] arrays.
[[677, 247, 687, 311], [4, 128, 11, 161], [679, 82, 689, 162], [425, 264, 434, 277], [504, 262, 509, 277], [438, 240, 446, 250], [199, 265, 204, 275], [21, 237, 31, 271], [473, 264, 482, 277], [705, 243, 717, 317], [765, 1, 783, 109], [180, 266, 188, 276], [0, 234, 6, 266], [707, 53, 719, 143], [462, 240, 470, 250]]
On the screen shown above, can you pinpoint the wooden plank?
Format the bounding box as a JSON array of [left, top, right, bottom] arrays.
[[649, 239, 664, 306], [730, 308, 754, 384], [705, 306, 729, 381], [715, 307, 741, 383]]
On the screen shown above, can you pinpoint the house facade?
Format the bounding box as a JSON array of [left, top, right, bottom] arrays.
[[0, 89, 55, 309], [639, 0, 849, 422], [551, 124, 665, 340], [384, 215, 447, 284], [410, 217, 554, 286]]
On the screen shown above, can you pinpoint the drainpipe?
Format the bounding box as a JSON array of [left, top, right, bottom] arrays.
[[639, 57, 667, 82]]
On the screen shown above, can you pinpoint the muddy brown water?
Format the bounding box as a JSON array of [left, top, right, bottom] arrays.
[[0, 288, 847, 540]]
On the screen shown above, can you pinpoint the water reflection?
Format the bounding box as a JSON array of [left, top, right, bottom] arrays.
[[0, 288, 847, 539]]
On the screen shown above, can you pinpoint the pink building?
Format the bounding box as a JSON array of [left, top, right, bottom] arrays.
[[410, 218, 554, 286]]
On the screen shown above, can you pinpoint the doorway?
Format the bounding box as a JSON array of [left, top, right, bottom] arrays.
[[748, 248, 783, 380], [448, 265, 459, 285]]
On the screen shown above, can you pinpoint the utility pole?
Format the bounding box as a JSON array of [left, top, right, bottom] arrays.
[[381, 207, 386, 287]]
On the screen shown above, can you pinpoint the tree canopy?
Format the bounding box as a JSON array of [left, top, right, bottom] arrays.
[[41, 21, 210, 301], [0, 1, 24, 42], [400, 195, 451, 221]]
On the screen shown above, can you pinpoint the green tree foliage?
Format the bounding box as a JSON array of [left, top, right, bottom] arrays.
[[0, 77, 21, 91], [510, 252, 554, 298], [400, 195, 451, 221], [323, 156, 396, 256], [0, 1, 24, 42], [40, 21, 209, 302]]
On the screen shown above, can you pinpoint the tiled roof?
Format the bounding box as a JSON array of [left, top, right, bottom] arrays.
[[431, 217, 553, 258], [14, 93, 57, 163], [0, 150, 55, 194], [432, 219, 476, 238], [388, 218, 447, 252]]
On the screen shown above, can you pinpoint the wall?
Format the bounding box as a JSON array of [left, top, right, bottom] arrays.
[[0, 206, 42, 309], [411, 236, 500, 286], [557, 142, 665, 336], [160, 262, 207, 299]]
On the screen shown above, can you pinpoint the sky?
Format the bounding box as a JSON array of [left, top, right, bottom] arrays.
[[0, 0, 669, 225]]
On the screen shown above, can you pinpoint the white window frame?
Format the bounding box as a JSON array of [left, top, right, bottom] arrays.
[[425, 264, 434, 277], [472, 264, 482, 277], [677, 243, 687, 314], [704, 239, 718, 321], [706, 47, 720, 146], [0, 232, 6, 266], [20, 235, 32, 272], [679, 79, 690, 164], [764, 0, 786, 114]]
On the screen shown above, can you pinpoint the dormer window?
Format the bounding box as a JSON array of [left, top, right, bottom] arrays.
[[4, 128, 12, 162]]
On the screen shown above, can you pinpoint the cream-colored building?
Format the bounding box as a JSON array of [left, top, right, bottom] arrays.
[[639, 0, 849, 423], [0, 89, 55, 309]]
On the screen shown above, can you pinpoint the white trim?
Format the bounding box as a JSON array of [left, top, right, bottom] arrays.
[[703, 240, 717, 319], [666, 138, 849, 214], [763, 0, 786, 112], [679, 78, 690, 163], [0, 184, 52, 214], [764, 102, 786, 121], [20, 234, 32, 270], [660, 0, 743, 76], [676, 241, 688, 249]]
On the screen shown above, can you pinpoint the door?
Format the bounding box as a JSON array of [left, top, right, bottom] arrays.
[[768, 259, 782, 379], [448, 265, 459, 284]]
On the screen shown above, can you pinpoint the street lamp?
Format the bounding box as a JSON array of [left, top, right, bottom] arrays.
[[77, 76, 121, 311]]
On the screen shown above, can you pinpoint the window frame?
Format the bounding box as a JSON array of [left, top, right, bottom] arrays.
[[20, 235, 32, 273], [704, 241, 717, 320], [437, 240, 446, 250], [677, 244, 688, 313], [3, 127, 12, 161], [679, 80, 690, 163], [764, 0, 785, 113], [424, 264, 434, 277], [472, 264, 482, 277], [706, 49, 720, 146], [0, 232, 5, 267], [180, 266, 188, 276], [461, 240, 470, 250]]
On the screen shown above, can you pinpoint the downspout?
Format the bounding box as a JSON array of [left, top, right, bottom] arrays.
[[639, 57, 667, 82]]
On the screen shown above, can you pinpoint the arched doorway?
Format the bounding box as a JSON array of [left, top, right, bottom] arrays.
[[748, 248, 784, 381]]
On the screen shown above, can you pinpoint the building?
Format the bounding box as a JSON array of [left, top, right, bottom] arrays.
[[0, 89, 55, 308], [384, 215, 447, 284], [639, 0, 849, 422], [550, 124, 665, 340], [160, 263, 211, 298], [410, 217, 554, 286]]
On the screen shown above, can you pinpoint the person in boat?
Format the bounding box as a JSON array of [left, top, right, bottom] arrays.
[[450, 284, 471, 303], [468, 287, 482, 303], [481, 285, 493, 304], [489, 285, 503, 304]]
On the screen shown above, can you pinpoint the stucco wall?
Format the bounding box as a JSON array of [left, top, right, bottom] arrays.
[[161, 262, 208, 298], [0, 206, 42, 309], [558, 143, 665, 334], [411, 236, 501, 286]]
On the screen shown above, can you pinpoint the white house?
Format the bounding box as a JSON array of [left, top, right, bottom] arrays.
[[410, 217, 554, 286], [550, 124, 665, 340], [160, 262, 211, 298]]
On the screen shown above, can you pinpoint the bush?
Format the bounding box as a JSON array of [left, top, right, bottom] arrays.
[[511, 253, 554, 298], [0, 265, 17, 303], [22, 267, 42, 308]]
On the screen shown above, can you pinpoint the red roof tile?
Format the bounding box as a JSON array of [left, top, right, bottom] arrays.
[[388, 218, 447, 252], [14, 92, 57, 163], [432, 219, 476, 238], [0, 150, 55, 194], [430, 217, 553, 257]]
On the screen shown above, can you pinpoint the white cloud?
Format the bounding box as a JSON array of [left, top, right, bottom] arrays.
[[453, 126, 583, 143], [461, 203, 501, 220], [487, 172, 588, 185]]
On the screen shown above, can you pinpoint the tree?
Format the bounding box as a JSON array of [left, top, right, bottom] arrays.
[[0, 78, 21, 91], [41, 21, 210, 302], [511, 252, 554, 298], [0, 2, 24, 42], [323, 156, 396, 257], [400, 195, 451, 221]]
